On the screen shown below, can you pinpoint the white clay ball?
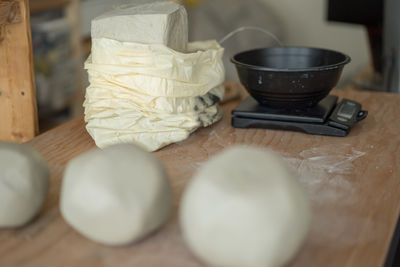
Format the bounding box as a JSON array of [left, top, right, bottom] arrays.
[[60, 144, 172, 246], [0, 142, 49, 227], [180, 146, 311, 267]]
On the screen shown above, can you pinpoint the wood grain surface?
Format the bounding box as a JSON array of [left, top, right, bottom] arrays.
[[1, 86, 400, 267], [0, 0, 38, 143]]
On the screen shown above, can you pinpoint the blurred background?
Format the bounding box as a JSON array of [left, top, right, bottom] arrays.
[[29, 0, 376, 131]]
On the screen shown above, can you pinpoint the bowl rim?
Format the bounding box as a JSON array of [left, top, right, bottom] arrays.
[[231, 46, 351, 72]]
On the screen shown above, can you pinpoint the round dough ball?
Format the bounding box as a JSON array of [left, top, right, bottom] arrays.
[[60, 144, 172, 246], [180, 146, 311, 267], [0, 142, 49, 227]]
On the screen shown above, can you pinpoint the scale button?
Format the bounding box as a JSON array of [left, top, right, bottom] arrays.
[[338, 103, 356, 119]]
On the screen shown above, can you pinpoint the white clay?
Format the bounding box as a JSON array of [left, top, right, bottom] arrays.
[[91, 1, 188, 52], [180, 146, 311, 267], [0, 142, 49, 227], [60, 144, 172, 246]]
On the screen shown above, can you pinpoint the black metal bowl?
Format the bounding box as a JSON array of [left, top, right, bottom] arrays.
[[231, 46, 351, 108]]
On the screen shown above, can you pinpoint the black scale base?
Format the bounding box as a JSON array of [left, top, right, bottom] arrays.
[[231, 95, 368, 137]]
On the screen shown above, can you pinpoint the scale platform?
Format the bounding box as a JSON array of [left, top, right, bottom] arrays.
[[232, 95, 368, 137]]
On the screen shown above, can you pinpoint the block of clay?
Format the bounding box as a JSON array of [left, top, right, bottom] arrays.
[[0, 142, 49, 227], [91, 1, 188, 52], [180, 146, 311, 267], [60, 144, 172, 245]]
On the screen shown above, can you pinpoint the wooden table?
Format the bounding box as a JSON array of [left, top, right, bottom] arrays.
[[1, 86, 400, 267]]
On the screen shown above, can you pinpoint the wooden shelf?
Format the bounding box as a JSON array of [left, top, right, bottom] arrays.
[[30, 0, 71, 13]]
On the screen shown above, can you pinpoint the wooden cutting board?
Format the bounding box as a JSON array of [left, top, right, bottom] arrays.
[[1, 85, 400, 267]]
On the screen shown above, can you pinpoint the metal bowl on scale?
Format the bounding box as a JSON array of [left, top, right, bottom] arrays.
[[231, 46, 351, 108]]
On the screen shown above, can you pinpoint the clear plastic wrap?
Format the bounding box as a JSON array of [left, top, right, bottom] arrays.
[[84, 38, 225, 151]]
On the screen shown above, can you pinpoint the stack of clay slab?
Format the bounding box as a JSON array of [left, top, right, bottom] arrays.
[[84, 1, 225, 151]]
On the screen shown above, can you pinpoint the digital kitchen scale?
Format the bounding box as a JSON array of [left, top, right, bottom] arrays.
[[232, 95, 368, 136]]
